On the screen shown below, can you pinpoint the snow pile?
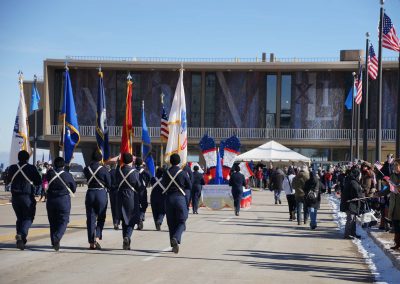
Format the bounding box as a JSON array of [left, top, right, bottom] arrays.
[[327, 195, 400, 283]]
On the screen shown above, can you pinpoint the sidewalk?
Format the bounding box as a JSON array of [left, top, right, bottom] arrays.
[[0, 185, 11, 205], [365, 227, 400, 270]]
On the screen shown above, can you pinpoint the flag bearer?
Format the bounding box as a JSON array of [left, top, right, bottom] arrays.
[[135, 157, 150, 230], [150, 167, 166, 230], [46, 157, 76, 251], [162, 154, 192, 254], [109, 163, 120, 230], [116, 153, 141, 250], [6, 150, 42, 250], [83, 151, 111, 250]]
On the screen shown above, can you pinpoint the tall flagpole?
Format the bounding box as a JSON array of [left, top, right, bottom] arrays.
[[33, 75, 37, 164], [356, 60, 361, 160], [141, 100, 144, 160], [396, 53, 400, 157], [376, 0, 384, 163], [160, 93, 164, 166], [350, 72, 356, 161], [363, 33, 370, 161]]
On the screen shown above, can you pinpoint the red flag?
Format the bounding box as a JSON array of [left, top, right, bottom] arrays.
[[120, 80, 133, 158]]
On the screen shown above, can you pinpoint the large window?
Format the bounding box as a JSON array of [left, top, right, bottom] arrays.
[[280, 74, 292, 128], [266, 75, 277, 128], [204, 73, 216, 127], [190, 73, 201, 127]]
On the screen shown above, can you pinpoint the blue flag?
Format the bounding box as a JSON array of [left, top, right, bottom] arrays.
[[142, 105, 155, 177], [96, 71, 110, 161], [344, 86, 353, 110], [61, 69, 80, 164], [215, 149, 223, 184], [30, 79, 40, 113]]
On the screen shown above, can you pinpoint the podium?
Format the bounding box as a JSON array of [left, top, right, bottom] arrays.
[[202, 185, 252, 210]]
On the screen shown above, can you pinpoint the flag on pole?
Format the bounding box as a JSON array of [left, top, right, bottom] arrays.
[[9, 72, 31, 165], [142, 102, 155, 177], [60, 68, 80, 164], [344, 85, 353, 110], [120, 76, 134, 157], [30, 76, 40, 113], [382, 13, 400, 52], [96, 70, 110, 161], [368, 44, 378, 80], [355, 65, 363, 105], [164, 68, 187, 166], [160, 97, 169, 143]]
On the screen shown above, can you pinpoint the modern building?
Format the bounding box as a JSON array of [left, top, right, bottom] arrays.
[[27, 50, 399, 165]]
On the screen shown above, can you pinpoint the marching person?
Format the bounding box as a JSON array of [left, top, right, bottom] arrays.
[[46, 157, 76, 251], [83, 150, 111, 250], [162, 154, 192, 254], [109, 163, 120, 230], [116, 153, 141, 250], [183, 164, 193, 209], [6, 150, 42, 250], [150, 167, 166, 231], [191, 165, 205, 214], [229, 164, 246, 216], [135, 157, 150, 230]]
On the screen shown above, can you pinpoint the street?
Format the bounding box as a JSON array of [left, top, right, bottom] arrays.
[[0, 188, 373, 284]]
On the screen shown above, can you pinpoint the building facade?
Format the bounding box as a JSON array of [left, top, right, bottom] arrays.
[[37, 51, 399, 165]]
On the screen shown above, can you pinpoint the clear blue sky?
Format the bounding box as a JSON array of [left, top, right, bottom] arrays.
[[0, 0, 399, 158]]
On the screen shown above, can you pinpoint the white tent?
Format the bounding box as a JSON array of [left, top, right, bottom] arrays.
[[235, 140, 311, 164]]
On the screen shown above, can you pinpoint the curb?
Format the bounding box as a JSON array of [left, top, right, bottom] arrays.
[[364, 228, 400, 271]]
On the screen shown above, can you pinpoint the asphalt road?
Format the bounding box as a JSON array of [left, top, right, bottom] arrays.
[[0, 188, 373, 284]]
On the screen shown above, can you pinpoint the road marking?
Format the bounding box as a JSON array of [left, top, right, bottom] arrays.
[[218, 216, 235, 223], [0, 202, 11, 206], [142, 247, 172, 262]]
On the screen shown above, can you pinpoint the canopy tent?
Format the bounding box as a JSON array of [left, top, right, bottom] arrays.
[[235, 140, 311, 164]]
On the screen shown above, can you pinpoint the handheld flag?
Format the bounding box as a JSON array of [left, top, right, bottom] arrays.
[[382, 13, 400, 52], [164, 68, 187, 166], [368, 44, 378, 80], [96, 70, 110, 161], [60, 68, 80, 164], [9, 72, 31, 165], [142, 102, 155, 177], [355, 65, 362, 105], [344, 86, 353, 110], [120, 75, 134, 157], [30, 76, 40, 113], [160, 94, 169, 143]]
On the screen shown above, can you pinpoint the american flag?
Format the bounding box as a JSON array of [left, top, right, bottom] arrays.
[[374, 161, 383, 171], [368, 44, 378, 80], [382, 13, 400, 52], [160, 104, 169, 143], [355, 65, 363, 105]]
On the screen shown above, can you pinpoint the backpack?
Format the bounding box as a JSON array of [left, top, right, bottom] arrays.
[[306, 190, 318, 204]]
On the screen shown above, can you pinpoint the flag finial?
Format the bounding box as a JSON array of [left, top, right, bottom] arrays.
[[65, 61, 69, 71], [142, 100, 144, 110], [161, 92, 164, 104], [127, 72, 132, 81]]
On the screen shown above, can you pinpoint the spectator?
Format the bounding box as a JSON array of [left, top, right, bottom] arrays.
[[270, 167, 284, 205], [292, 165, 310, 225], [304, 171, 322, 230], [282, 167, 296, 221]]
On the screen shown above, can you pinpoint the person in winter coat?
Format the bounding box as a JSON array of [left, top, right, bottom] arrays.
[[282, 168, 296, 221], [360, 162, 375, 198], [292, 165, 310, 225], [303, 171, 322, 230], [376, 158, 400, 250], [270, 167, 285, 205], [342, 167, 364, 239]]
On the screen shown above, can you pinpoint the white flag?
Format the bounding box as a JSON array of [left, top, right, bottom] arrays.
[[9, 74, 31, 165], [164, 68, 187, 166]]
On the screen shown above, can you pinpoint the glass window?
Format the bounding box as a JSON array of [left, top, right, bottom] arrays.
[[204, 73, 216, 127], [266, 75, 277, 128], [280, 74, 292, 128], [190, 73, 201, 127]]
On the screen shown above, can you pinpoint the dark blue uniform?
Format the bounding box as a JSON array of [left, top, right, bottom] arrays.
[[191, 171, 205, 214], [136, 166, 151, 225], [6, 162, 41, 244], [116, 165, 141, 241], [229, 171, 246, 215], [46, 167, 76, 246], [162, 165, 191, 244], [83, 162, 111, 244], [109, 167, 120, 227], [183, 165, 193, 209], [150, 174, 166, 229]]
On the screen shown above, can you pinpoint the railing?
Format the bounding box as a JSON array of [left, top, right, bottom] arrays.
[[49, 125, 397, 141], [65, 55, 399, 63]]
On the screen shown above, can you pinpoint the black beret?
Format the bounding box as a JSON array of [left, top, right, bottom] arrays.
[[92, 150, 103, 162], [54, 157, 65, 168], [170, 154, 181, 166], [122, 152, 133, 164], [135, 157, 143, 166], [193, 165, 199, 171], [18, 150, 30, 162]]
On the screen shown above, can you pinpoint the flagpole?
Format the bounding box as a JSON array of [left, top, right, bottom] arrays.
[[141, 100, 144, 160], [363, 33, 370, 161], [376, 1, 384, 164], [396, 53, 400, 157], [356, 60, 361, 160], [160, 93, 164, 167], [33, 75, 37, 164], [351, 72, 356, 162]]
